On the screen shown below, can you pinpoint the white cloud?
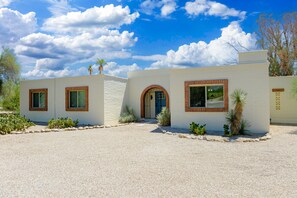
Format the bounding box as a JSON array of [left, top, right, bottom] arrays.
[[150, 21, 257, 69], [0, 8, 37, 46], [132, 54, 166, 61], [42, 4, 139, 33], [46, 0, 77, 16], [140, 0, 177, 17], [104, 62, 141, 77], [15, 30, 137, 70], [0, 0, 13, 7], [185, 0, 246, 20]]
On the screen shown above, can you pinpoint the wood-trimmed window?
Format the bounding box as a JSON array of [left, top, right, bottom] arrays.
[[185, 79, 228, 112], [65, 86, 88, 111], [29, 89, 48, 111]]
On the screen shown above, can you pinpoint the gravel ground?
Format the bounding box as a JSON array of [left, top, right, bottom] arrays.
[[0, 123, 297, 198]]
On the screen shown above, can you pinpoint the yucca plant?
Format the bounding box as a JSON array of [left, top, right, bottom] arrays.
[[230, 89, 247, 135]]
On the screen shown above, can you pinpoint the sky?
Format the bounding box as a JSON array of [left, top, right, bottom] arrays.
[[0, 0, 296, 79]]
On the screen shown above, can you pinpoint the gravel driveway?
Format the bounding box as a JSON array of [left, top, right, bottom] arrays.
[[0, 123, 297, 197]]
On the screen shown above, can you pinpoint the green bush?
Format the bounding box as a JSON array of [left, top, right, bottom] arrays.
[[48, 117, 79, 129], [156, 107, 170, 126], [119, 106, 137, 123], [189, 122, 206, 135], [1, 81, 20, 111], [223, 124, 230, 136], [0, 113, 35, 135]]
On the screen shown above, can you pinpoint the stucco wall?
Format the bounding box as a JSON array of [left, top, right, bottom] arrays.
[[270, 76, 297, 124], [20, 79, 55, 122], [127, 69, 171, 118], [104, 76, 128, 125], [54, 75, 104, 125], [169, 63, 270, 133]]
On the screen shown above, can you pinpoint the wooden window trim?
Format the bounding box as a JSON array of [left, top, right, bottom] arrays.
[[29, 89, 48, 111], [185, 79, 228, 112], [65, 86, 89, 112], [272, 88, 285, 92]]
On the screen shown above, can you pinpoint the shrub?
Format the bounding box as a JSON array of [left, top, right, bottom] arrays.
[[1, 81, 20, 111], [189, 122, 206, 135], [48, 117, 78, 129], [156, 107, 170, 126], [223, 124, 230, 136], [239, 119, 250, 135], [0, 113, 35, 135], [119, 106, 137, 123]]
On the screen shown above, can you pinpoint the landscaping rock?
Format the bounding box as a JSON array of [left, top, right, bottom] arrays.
[[78, 127, 84, 130], [259, 134, 272, 141]]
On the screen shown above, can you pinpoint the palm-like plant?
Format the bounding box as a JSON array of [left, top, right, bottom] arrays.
[[230, 89, 247, 135], [96, 58, 106, 75], [88, 64, 93, 75]]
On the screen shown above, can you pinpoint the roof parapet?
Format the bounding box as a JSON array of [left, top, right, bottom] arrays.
[[238, 50, 268, 64]]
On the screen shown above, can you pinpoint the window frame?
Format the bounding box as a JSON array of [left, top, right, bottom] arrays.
[[29, 89, 48, 111], [65, 86, 89, 111], [184, 79, 228, 112]]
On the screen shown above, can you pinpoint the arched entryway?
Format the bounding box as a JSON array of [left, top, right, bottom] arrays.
[[140, 85, 169, 118]]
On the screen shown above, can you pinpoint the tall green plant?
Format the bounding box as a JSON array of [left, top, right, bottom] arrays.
[[96, 59, 106, 75], [229, 89, 247, 135]]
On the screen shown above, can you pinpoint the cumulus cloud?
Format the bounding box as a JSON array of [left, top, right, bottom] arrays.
[[185, 0, 246, 20], [150, 21, 257, 69], [0, 8, 37, 46], [42, 4, 139, 33], [46, 0, 78, 16], [140, 0, 177, 17], [104, 62, 141, 77], [15, 30, 137, 71], [0, 0, 13, 7]]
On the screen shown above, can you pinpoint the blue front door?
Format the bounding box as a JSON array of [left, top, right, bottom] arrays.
[[155, 91, 166, 117]]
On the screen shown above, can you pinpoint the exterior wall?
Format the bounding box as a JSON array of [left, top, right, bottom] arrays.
[[170, 63, 270, 133], [103, 76, 128, 125], [270, 76, 297, 124], [20, 79, 55, 122], [54, 75, 104, 125], [127, 69, 171, 118]]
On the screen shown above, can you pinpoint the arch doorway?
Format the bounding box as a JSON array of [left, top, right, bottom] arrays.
[[140, 85, 169, 118]]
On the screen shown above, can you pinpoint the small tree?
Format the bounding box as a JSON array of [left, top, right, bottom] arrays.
[[96, 59, 106, 75], [88, 64, 93, 75], [227, 89, 247, 135]]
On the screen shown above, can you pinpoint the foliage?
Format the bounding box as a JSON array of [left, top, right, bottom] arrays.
[[291, 78, 297, 98], [239, 119, 250, 135], [48, 117, 79, 129], [156, 107, 170, 126], [88, 64, 93, 75], [0, 113, 35, 135], [0, 47, 20, 83], [189, 122, 206, 135], [119, 106, 137, 123], [96, 58, 106, 74], [257, 12, 297, 76], [226, 89, 249, 136], [1, 81, 19, 111], [223, 124, 230, 136]]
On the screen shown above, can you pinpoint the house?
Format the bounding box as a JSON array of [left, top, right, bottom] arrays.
[[20, 50, 271, 133]]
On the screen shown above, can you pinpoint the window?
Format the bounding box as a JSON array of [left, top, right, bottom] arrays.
[[65, 86, 88, 111], [185, 79, 228, 112], [29, 89, 48, 111]]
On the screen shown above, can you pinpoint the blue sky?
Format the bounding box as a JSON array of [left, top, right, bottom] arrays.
[[0, 0, 296, 79]]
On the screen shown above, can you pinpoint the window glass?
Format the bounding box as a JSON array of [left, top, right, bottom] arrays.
[[77, 90, 86, 108], [39, 92, 45, 108], [206, 85, 224, 108], [190, 86, 205, 107], [70, 91, 77, 108], [33, 93, 40, 108]]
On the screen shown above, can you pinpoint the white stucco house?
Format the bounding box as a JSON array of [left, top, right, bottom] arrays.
[[21, 50, 275, 133]]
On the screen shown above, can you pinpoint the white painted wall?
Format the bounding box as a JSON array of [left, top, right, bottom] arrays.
[[127, 69, 171, 118], [170, 63, 269, 133], [20, 79, 55, 122], [270, 76, 297, 124], [104, 75, 128, 125]]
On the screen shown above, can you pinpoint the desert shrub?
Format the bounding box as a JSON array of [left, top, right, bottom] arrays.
[[119, 106, 137, 123], [156, 107, 170, 126], [0, 113, 35, 135], [1, 81, 20, 111], [239, 119, 250, 135], [223, 124, 230, 136], [48, 117, 78, 129], [189, 122, 206, 135]]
